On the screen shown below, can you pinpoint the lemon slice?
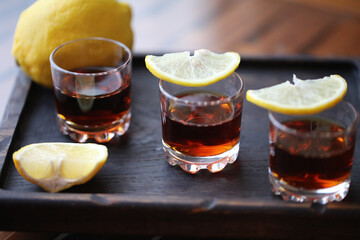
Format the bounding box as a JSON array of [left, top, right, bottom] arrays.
[[145, 49, 240, 87], [246, 74, 347, 115], [13, 143, 108, 193]]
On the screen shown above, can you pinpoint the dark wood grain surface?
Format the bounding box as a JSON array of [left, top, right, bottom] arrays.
[[1, 0, 360, 239], [0, 56, 360, 239]]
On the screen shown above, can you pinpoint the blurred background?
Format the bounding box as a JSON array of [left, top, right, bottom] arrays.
[[0, 0, 360, 239], [1, 0, 360, 123], [131, 0, 360, 56]]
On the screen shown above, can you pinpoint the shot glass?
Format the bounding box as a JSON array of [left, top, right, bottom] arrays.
[[268, 101, 359, 204], [159, 73, 244, 173], [50, 37, 132, 143]]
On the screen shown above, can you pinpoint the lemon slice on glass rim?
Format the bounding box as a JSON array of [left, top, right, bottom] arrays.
[[246, 74, 347, 115], [145, 49, 240, 87], [13, 142, 108, 193]]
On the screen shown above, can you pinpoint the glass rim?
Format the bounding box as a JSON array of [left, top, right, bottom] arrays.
[[158, 72, 245, 105], [49, 37, 132, 76], [268, 100, 359, 137]]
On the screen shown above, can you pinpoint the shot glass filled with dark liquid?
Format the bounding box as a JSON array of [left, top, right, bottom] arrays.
[[50, 37, 132, 143], [159, 73, 244, 173], [268, 101, 358, 204]]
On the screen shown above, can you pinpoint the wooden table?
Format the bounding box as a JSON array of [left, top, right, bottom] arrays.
[[0, 0, 359, 239], [131, 0, 360, 56]]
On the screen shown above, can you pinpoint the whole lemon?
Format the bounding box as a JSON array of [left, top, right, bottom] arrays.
[[12, 0, 133, 88]]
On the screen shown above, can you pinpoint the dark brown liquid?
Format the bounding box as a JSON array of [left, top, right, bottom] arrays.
[[162, 92, 242, 156], [54, 66, 131, 127], [270, 118, 354, 189]]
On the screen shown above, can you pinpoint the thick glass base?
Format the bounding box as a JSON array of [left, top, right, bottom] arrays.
[[269, 169, 350, 204], [162, 140, 239, 174], [57, 111, 131, 143]]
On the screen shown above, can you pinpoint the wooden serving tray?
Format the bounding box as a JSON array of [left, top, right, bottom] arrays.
[[0, 56, 359, 239]]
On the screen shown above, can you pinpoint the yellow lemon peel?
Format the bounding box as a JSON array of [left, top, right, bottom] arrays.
[[12, 0, 133, 87], [13, 143, 108, 193], [145, 49, 240, 87], [246, 74, 347, 115]]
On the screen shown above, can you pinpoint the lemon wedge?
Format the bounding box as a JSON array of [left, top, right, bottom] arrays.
[[145, 49, 240, 87], [246, 74, 347, 115], [13, 143, 108, 193]]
